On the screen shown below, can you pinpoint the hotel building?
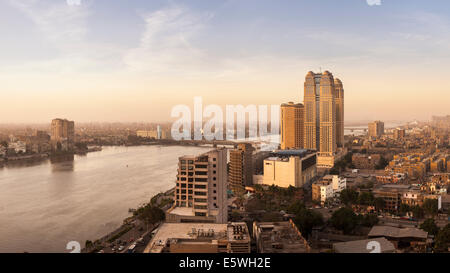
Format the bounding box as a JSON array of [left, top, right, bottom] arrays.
[[50, 118, 75, 151], [280, 102, 304, 150], [303, 71, 344, 168]]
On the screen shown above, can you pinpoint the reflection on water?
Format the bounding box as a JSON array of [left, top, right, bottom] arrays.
[[0, 145, 211, 253], [50, 155, 75, 173]]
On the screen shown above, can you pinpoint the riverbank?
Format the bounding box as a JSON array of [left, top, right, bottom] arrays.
[[0, 146, 102, 167], [81, 187, 175, 253]]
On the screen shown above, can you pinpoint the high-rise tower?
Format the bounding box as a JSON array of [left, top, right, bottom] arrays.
[[303, 71, 344, 167], [281, 102, 304, 150], [334, 78, 344, 147]]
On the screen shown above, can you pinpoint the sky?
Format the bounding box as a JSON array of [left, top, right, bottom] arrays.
[[0, 0, 449, 123]]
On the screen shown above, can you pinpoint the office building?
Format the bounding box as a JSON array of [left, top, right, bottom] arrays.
[[303, 71, 344, 168], [167, 149, 228, 223], [51, 118, 75, 151], [229, 143, 254, 194], [393, 129, 406, 140], [280, 102, 304, 150], [262, 149, 316, 188], [335, 79, 345, 148], [368, 121, 384, 138]]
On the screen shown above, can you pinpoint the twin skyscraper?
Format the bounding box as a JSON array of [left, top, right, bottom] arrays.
[[281, 70, 345, 168]]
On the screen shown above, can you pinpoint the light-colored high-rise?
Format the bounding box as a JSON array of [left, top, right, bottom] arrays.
[[318, 71, 336, 157], [167, 149, 228, 223], [304, 71, 344, 158], [334, 79, 345, 147], [368, 121, 384, 138], [50, 118, 75, 151], [280, 102, 304, 150]]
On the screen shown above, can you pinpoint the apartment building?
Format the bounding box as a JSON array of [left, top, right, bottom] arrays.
[[229, 143, 254, 194], [167, 149, 228, 223], [312, 175, 347, 204]]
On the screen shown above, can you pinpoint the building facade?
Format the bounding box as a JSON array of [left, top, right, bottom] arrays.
[[167, 149, 228, 223], [262, 150, 316, 188], [312, 175, 347, 204], [51, 118, 75, 151], [368, 121, 384, 138], [303, 71, 344, 168], [229, 143, 254, 194], [280, 102, 304, 150]]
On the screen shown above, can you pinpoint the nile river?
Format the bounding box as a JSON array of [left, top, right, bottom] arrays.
[[0, 145, 211, 253]]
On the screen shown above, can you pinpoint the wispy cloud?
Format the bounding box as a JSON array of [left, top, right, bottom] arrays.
[[123, 6, 213, 75]]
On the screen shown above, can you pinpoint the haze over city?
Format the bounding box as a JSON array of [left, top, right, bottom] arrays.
[[1, 0, 450, 123]]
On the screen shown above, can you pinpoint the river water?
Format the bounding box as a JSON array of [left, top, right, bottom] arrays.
[[0, 145, 211, 253]]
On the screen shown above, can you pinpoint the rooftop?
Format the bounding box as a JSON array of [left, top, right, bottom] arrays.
[[368, 226, 428, 239], [254, 221, 310, 253], [333, 237, 396, 253], [144, 222, 249, 253]]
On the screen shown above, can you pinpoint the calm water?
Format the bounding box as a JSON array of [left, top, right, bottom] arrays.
[[0, 145, 211, 253]]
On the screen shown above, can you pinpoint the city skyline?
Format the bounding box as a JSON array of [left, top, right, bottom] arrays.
[[1, 0, 450, 123]]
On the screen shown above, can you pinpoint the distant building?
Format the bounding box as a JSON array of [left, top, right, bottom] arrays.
[[368, 121, 384, 138], [352, 153, 381, 169], [393, 129, 406, 140], [144, 222, 250, 253], [280, 102, 304, 150], [253, 220, 310, 253], [167, 149, 228, 224], [262, 149, 316, 188], [51, 118, 74, 151], [136, 129, 166, 139], [229, 143, 254, 194], [8, 141, 26, 154], [312, 175, 346, 205]]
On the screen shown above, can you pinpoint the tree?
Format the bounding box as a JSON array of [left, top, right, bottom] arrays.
[[85, 240, 93, 250], [422, 199, 439, 216], [136, 204, 165, 230], [399, 203, 411, 215], [330, 207, 358, 234], [374, 198, 385, 211], [361, 214, 379, 227], [339, 189, 359, 206], [358, 192, 374, 206], [293, 208, 324, 238], [375, 156, 389, 170], [289, 201, 324, 238], [420, 219, 439, 236], [435, 224, 450, 252], [412, 205, 425, 219]]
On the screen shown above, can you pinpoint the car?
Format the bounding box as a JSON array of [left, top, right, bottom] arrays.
[[118, 246, 124, 251]]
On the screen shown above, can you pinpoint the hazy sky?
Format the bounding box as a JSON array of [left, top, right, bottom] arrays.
[[1, 0, 449, 123]]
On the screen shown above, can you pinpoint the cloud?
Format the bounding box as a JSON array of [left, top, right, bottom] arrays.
[[123, 6, 213, 75], [366, 0, 381, 6]]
